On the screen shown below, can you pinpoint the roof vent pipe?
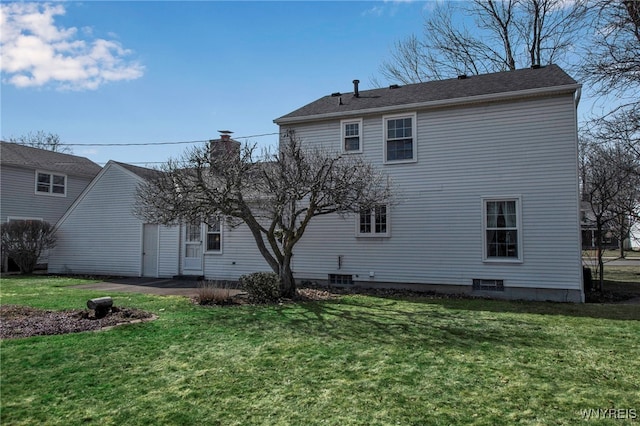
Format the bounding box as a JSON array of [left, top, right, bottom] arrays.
[[353, 79, 360, 98]]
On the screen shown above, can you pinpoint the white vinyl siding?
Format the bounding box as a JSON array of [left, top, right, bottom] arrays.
[[1, 165, 92, 225], [202, 222, 272, 280], [286, 94, 582, 294], [48, 163, 179, 278], [158, 226, 180, 277]]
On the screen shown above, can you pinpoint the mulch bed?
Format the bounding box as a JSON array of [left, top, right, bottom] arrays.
[[0, 305, 154, 340]]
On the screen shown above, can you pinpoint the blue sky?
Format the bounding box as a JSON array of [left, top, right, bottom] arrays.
[[1, 1, 432, 166]]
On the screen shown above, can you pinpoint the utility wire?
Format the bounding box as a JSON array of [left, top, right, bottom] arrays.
[[59, 132, 280, 147]]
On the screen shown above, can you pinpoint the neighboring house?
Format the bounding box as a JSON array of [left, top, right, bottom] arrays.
[[581, 201, 640, 251], [580, 201, 618, 250], [0, 141, 102, 270], [630, 219, 640, 251], [50, 65, 584, 302]]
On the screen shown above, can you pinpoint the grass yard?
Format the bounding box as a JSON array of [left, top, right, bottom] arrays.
[[1, 275, 639, 425]]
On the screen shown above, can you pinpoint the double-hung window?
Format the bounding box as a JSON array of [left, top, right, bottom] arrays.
[[341, 118, 363, 153], [357, 205, 390, 237], [206, 217, 222, 252], [483, 198, 522, 262], [384, 113, 417, 163], [35, 171, 66, 196]]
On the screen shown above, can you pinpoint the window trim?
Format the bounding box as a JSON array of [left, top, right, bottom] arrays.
[[482, 196, 523, 263], [356, 205, 390, 238], [383, 112, 417, 164], [35, 170, 67, 197], [341, 118, 363, 154], [205, 217, 223, 254]]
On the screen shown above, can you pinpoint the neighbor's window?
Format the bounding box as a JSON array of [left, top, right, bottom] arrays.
[[206, 217, 222, 252], [341, 118, 363, 153], [35, 171, 66, 196], [384, 113, 416, 163], [358, 205, 389, 237], [484, 198, 521, 261]]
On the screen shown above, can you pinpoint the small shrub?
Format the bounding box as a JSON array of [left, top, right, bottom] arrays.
[[197, 281, 235, 305], [240, 272, 281, 304], [1, 220, 56, 274]]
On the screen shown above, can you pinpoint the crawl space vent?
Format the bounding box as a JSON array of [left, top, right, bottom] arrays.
[[472, 279, 505, 291], [329, 274, 354, 285]]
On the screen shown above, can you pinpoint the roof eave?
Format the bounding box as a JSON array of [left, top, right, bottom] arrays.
[[274, 83, 581, 125]]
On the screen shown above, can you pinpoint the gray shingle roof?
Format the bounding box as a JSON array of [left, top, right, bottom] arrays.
[[0, 141, 102, 178], [274, 65, 578, 123], [113, 161, 163, 181]]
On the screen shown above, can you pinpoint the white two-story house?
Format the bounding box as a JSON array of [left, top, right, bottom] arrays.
[[273, 64, 583, 302]]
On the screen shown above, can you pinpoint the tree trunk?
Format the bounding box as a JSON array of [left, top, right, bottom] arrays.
[[597, 247, 605, 292], [596, 222, 605, 292], [279, 256, 296, 298]]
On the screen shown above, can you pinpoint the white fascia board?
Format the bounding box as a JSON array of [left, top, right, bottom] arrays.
[[274, 84, 582, 125]]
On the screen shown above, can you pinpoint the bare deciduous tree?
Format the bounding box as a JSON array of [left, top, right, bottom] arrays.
[[581, 137, 640, 290], [135, 133, 393, 297], [581, 0, 640, 165], [378, 0, 587, 84], [581, 0, 640, 100], [7, 131, 71, 153]]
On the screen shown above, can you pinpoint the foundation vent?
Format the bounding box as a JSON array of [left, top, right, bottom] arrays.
[[329, 274, 354, 285], [472, 279, 504, 291]]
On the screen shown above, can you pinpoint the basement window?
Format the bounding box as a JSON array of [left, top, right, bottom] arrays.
[[329, 274, 354, 285], [472, 279, 505, 291]]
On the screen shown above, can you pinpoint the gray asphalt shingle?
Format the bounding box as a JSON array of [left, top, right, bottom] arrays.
[[275, 65, 578, 122], [0, 141, 102, 178]]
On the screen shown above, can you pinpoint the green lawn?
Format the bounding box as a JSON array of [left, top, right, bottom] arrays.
[[1, 275, 639, 425]]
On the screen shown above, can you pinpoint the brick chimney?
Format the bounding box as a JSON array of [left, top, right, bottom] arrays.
[[210, 130, 241, 161]]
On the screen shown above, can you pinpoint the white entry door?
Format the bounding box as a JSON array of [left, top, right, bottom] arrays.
[[183, 222, 203, 273], [142, 224, 159, 277]]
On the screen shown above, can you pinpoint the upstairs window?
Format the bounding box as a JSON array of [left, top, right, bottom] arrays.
[[35, 171, 66, 196], [358, 205, 389, 237], [206, 217, 222, 252], [384, 113, 417, 163], [483, 198, 522, 262], [341, 118, 363, 153]]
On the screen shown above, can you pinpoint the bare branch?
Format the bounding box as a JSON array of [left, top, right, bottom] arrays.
[[135, 132, 393, 297]]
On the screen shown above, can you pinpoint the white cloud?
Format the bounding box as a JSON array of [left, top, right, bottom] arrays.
[[363, 0, 415, 17], [362, 5, 384, 17], [0, 2, 144, 90]]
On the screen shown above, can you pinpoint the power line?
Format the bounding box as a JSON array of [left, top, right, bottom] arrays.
[[60, 132, 280, 147]]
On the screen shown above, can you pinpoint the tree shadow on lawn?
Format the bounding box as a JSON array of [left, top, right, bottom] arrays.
[[423, 296, 640, 321], [272, 297, 568, 351]]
